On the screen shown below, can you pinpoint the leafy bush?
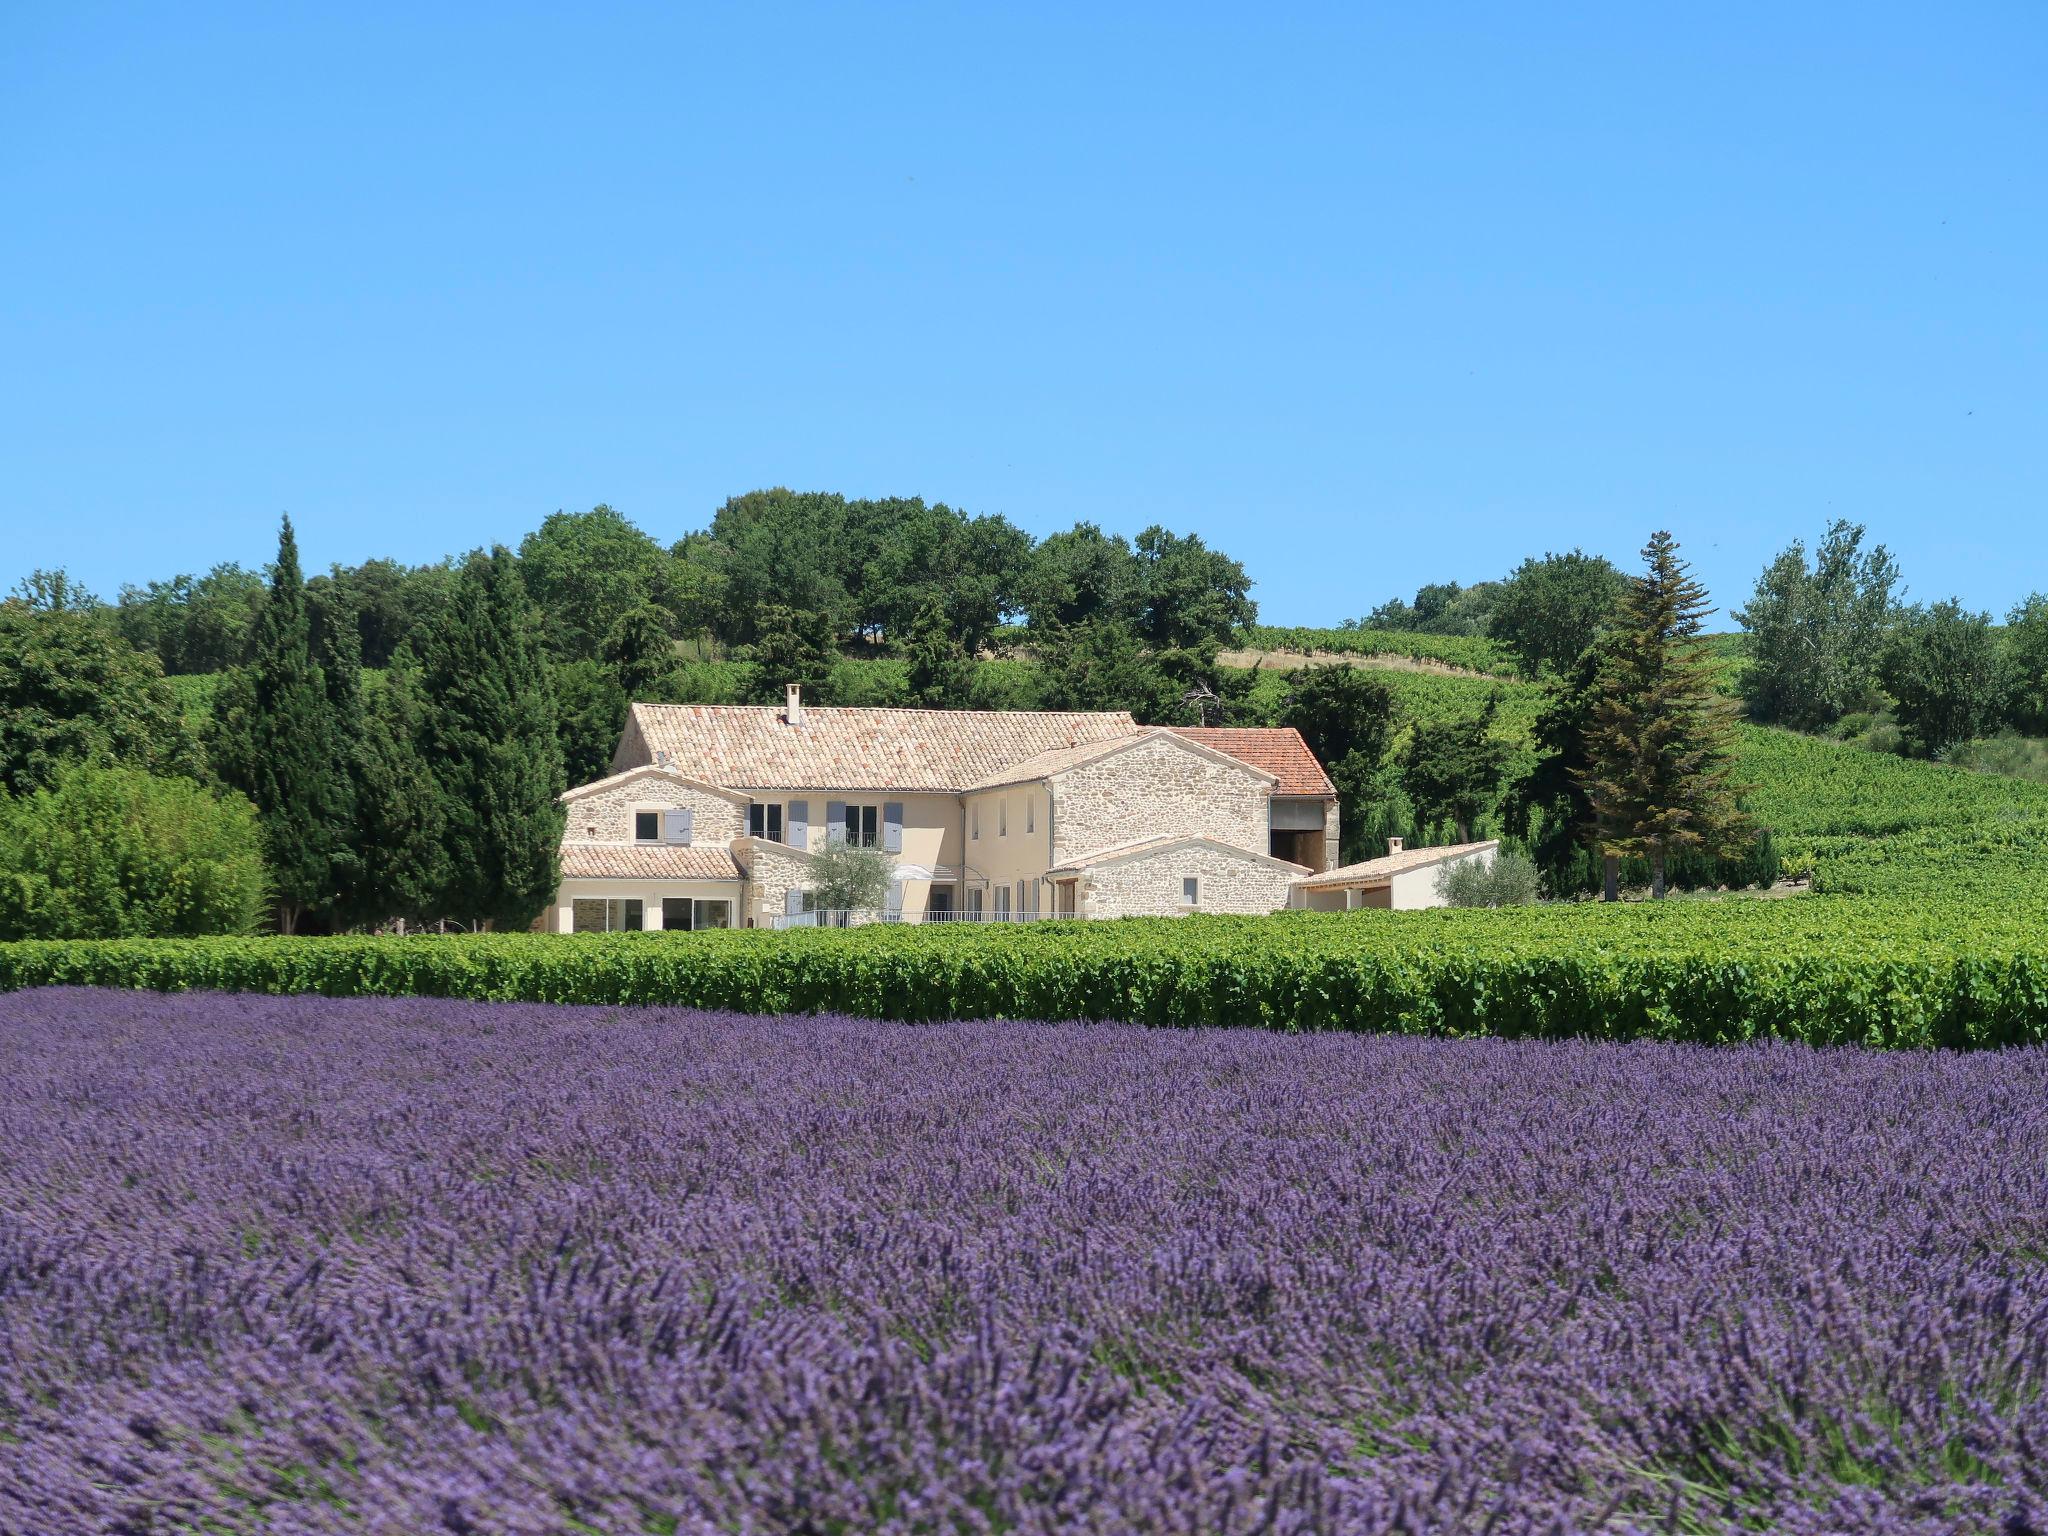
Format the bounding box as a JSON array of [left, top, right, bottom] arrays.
[[1437, 850, 1541, 907], [0, 765, 267, 939]]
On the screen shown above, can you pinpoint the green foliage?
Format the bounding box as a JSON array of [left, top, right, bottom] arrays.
[[1240, 627, 1517, 675], [6, 896, 2048, 1047], [0, 602, 199, 796], [1361, 580, 1502, 637], [806, 843, 893, 912], [1736, 520, 1901, 730], [348, 658, 447, 928], [1131, 526, 1256, 650], [1279, 666, 1395, 859], [518, 505, 684, 662], [1489, 550, 1626, 679], [1401, 695, 1510, 843], [735, 605, 837, 704], [2005, 593, 2048, 736], [9, 568, 102, 611], [1436, 849, 1541, 908], [1020, 522, 1139, 632], [113, 563, 265, 674], [902, 596, 976, 709], [550, 659, 629, 787], [208, 517, 354, 932], [416, 547, 564, 930], [0, 764, 265, 939], [600, 602, 680, 698], [1584, 533, 1749, 896], [1878, 599, 2005, 757], [1033, 618, 1185, 723]]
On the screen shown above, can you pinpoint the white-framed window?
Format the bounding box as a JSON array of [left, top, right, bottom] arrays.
[[998, 799, 1008, 837], [995, 886, 1011, 919], [1182, 876, 1200, 907], [968, 887, 984, 917], [1026, 798, 1035, 834], [843, 803, 880, 848], [573, 898, 644, 932], [634, 811, 660, 842], [748, 803, 783, 842]]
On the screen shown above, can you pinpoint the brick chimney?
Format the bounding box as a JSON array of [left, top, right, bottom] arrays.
[[1387, 836, 1404, 856], [785, 683, 804, 726]]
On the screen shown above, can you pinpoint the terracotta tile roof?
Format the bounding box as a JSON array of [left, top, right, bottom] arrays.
[[1049, 833, 1311, 875], [965, 727, 1275, 793], [1168, 727, 1336, 797], [558, 842, 745, 881], [624, 703, 1140, 793], [560, 763, 750, 804], [1292, 840, 1498, 890]]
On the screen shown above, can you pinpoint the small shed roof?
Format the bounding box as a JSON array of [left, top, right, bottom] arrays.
[[1292, 840, 1499, 891]]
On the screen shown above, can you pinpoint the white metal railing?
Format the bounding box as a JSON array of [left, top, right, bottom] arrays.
[[768, 907, 1053, 930]]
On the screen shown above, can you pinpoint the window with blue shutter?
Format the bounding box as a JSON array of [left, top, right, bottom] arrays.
[[786, 800, 808, 849], [882, 802, 904, 853]]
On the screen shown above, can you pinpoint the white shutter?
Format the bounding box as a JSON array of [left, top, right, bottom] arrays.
[[664, 808, 692, 845]]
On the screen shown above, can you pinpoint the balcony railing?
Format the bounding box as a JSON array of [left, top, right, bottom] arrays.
[[769, 907, 1053, 930]]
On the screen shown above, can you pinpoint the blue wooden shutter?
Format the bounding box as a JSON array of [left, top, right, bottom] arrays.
[[882, 802, 904, 853], [664, 808, 692, 845], [786, 800, 807, 849], [784, 888, 804, 916], [883, 878, 903, 919], [825, 801, 846, 846]]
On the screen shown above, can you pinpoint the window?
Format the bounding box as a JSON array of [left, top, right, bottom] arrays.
[[748, 803, 783, 842], [660, 898, 732, 931], [843, 803, 879, 848], [995, 886, 1011, 919], [967, 887, 984, 917], [998, 800, 1008, 837], [1182, 876, 1200, 907], [634, 811, 660, 842], [572, 898, 643, 932], [971, 803, 980, 840], [1026, 798, 1034, 834], [928, 887, 953, 916]]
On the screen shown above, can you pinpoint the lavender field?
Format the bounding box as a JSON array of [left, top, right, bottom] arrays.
[[3, 991, 2045, 1534]]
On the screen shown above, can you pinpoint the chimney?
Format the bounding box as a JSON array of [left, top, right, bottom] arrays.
[[1387, 836, 1404, 856], [785, 683, 804, 726], [655, 749, 670, 770]]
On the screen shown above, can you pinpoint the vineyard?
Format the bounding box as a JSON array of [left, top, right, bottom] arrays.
[[1238, 624, 1517, 674]]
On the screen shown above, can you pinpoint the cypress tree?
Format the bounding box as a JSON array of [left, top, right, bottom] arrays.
[[214, 516, 351, 932], [418, 547, 564, 930], [351, 650, 448, 928], [309, 579, 368, 923], [1580, 531, 1749, 899]]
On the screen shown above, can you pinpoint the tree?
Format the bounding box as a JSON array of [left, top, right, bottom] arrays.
[[1735, 520, 1902, 730], [9, 568, 101, 612], [1132, 526, 1256, 652], [601, 602, 680, 698], [1878, 600, 2005, 757], [1489, 550, 1625, 678], [552, 658, 629, 787], [1401, 695, 1510, 842], [0, 764, 266, 939], [1020, 524, 1140, 632], [1033, 618, 1182, 722], [902, 595, 975, 709], [417, 547, 565, 930], [0, 603, 198, 796], [805, 842, 893, 914], [1363, 580, 1501, 636], [348, 655, 448, 927], [209, 517, 353, 933], [114, 564, 264, 674], [1581, 531, 1749, 899], [1279, 666, 1397, 861], [1506, 638, 1611, 891], [518, 505, 679, 662], [736, 605, 836, 704], [2002, 593, 2048, 737], [308, 578, 369, 923]]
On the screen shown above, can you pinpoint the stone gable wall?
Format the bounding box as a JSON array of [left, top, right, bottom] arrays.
[[564, 775, 747, 846], [1078, 841, 1300, 919], [1052, 738, 1269, 864]]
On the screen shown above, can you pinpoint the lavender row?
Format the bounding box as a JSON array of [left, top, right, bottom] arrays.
[[2, 988, 2045, 1533]]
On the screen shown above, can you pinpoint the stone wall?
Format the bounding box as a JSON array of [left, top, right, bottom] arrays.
[[740, 837, 817, 927], [563, 772, 747, 846], [1052, 738, 1269, 863], [1079, 840, 1302, 919]]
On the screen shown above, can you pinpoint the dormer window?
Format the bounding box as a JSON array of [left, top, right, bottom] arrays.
[[634, 811, 660, 842]]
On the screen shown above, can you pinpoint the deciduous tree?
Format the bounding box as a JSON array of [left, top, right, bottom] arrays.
[[1735, 520, 1901, 730], [1878, 600, 2005, 757]]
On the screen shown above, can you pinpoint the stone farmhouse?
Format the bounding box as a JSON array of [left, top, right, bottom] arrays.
[[547, 685, 1494, 932]]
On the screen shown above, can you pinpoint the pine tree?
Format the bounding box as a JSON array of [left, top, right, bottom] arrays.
[[213, 517, 351, 932], [1580, 531, 1749, 899], [417, 547, 564, 930]]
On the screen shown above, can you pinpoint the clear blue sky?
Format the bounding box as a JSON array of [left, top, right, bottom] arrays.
[[4, 3, 2042, 626]]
